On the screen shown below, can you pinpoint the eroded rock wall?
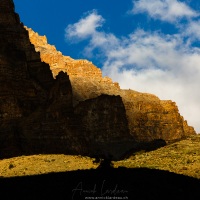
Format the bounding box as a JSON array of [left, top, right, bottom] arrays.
[[26, 27, 196, 143], [120, 90, 195, 142], [0, 0, 133, 159], [0, 0, 82, 157], [74, 94, 134, 160]]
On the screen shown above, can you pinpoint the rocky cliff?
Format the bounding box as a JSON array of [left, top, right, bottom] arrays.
[[0, 0, 134, 160], [26, 27, 196, 143], [26, 27, 120, 105], [74, 94, 134, 158]]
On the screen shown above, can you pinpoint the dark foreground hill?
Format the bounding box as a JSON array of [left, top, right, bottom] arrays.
[[1, 135, 200, 199], [1, 167, 200, 200]]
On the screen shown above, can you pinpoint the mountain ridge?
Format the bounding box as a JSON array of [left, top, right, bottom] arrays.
[[0, 0, 134, 160], [25, 26, 196, 142], [0, 0, 196, 160]]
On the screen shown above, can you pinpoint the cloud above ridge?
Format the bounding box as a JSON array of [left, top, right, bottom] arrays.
[[131, 0, 198, 23], [65, 10, 105, 41], [65, 2, 200, 133]]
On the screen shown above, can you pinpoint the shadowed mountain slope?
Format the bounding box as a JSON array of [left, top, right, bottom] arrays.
[[0, 0, 134, 160]]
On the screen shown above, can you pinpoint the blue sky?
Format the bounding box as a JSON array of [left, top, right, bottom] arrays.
[[14, 0, 200, 133]]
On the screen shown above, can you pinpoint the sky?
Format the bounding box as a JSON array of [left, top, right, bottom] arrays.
[[13, 0, 200, 133]]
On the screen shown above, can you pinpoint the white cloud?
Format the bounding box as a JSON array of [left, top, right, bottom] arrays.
[[102, 33, 200, 133], [65, 10, 120, 58], [183, 20, 200, 41], [132, 0, 198, 22], [65, 10, 105, 41], [65, 10, 200, 133]]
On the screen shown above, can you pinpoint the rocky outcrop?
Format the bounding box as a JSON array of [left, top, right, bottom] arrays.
[[0, 0, 134, 159], [25, 27, 196, 144], [120, 90, 195, 142], [74, 94, 134, 159]]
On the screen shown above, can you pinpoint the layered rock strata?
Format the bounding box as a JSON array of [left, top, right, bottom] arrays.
[[0, 0, 133, 159], [26, 27, 196, 143]]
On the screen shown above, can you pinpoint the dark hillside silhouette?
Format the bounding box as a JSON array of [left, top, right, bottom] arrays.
[[1, 167, 200, 200]]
